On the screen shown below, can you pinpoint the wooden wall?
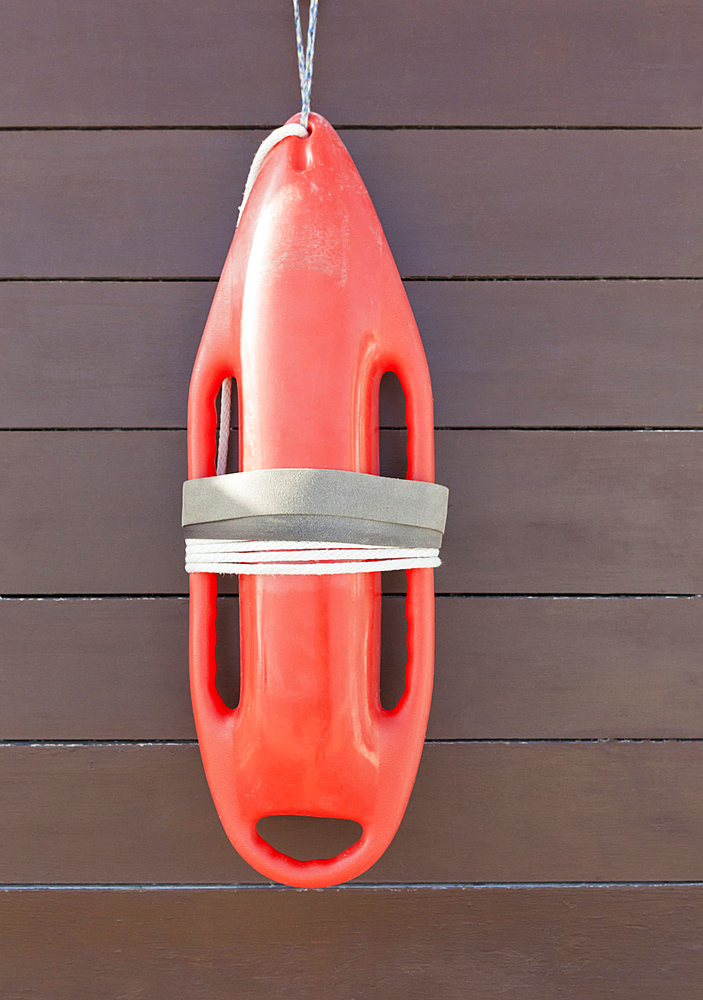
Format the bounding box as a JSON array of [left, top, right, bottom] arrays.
[[1, 1, 702, 995]]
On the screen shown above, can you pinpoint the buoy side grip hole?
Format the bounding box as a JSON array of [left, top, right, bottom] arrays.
[[380, 590, 407, 712], [215, 597, 240, 710], [379, 371, 408, 478], [379, 372, 409, 710], [216, 377, 239, 476], [256, 816, 363, 862]]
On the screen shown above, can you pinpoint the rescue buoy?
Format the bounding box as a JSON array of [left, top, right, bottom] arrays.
[[183, 4, 447, 888]]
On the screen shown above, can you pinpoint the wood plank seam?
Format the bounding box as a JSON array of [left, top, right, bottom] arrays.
[[1, 126, 700, 131], [2, 276, 702, 281], [2, 275, 702, 278], [1, 883, 701, 890], [14, 738, 703, 743], [5, 592, 703, 598]]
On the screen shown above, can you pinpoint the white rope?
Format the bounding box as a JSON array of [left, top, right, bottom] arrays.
[[186, 560, 440, 576], [187, 542, 439, 563], [237, 122, 309, 225], [185, 538, 441, 576]]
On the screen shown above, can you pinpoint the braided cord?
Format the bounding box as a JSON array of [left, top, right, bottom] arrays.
[[293, 0, 319, 130]]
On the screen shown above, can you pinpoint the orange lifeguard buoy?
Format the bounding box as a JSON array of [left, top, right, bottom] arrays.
[[185, 113, 446, 887]]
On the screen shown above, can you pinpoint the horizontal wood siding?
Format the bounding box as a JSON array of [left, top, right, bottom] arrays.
[[4, 279, 703, 430], [1, 886, 701, 999], [3, 0, 701, 126], [3, 430, 703, 595], [2, 131, 700, 278], [4, 0, 702, 991], [2, 742, 703, 883], [4, 596, 703, 741]]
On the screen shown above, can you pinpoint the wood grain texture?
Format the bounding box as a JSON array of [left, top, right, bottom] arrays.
[[3, 430, 703, 595], [4, 279, 703, 429], [3, 0, 702, 127], [0, 281, 209, 429], [2, 741, 703, 883], [2, 131, 701, 278], [4, 596, 703, 741], [1, 886, 701, 1000], [4, 0, 701, 990]]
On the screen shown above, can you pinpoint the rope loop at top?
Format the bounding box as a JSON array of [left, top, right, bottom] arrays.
[[293, 0, 319, 130]]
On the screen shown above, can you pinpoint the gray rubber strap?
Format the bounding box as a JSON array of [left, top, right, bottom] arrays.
[[184, 514, 442, 549], [182, 468, 448, 544]]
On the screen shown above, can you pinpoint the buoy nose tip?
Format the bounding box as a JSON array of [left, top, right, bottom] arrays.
[[286, 110, 330, 136]]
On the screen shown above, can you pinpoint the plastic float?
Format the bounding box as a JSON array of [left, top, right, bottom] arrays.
[[182, 6, 447, 888]]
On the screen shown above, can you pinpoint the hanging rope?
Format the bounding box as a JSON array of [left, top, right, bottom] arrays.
[[215, 376, 232, 476], [215, 2, 319, 475], [293, 0, 319, 130]]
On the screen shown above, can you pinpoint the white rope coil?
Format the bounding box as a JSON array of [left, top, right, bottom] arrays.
[[185, 539, 441, 576]]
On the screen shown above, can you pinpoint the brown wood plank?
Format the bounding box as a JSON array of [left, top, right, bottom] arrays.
[[0, 598, 197, 741], [437, 429, 703, 594], [1, 741, 703, 883], [2, 131, 700, 279], [5, 280, 703, 429], [5, 596, 703, 741], [430, 596, 703, 738], [2, 430, 703, 595], [4, 0, 701, 127], [1, 886, 700, 1000], [413, 279, 703, 429], [0, 281, 210, 429]]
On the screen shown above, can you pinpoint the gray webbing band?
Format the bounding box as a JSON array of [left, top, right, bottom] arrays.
[[185, 514, 441, 549], [182, 468, 448, 548]]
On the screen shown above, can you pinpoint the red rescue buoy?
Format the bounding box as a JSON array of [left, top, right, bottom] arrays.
[[185, 113, 447, 887]]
